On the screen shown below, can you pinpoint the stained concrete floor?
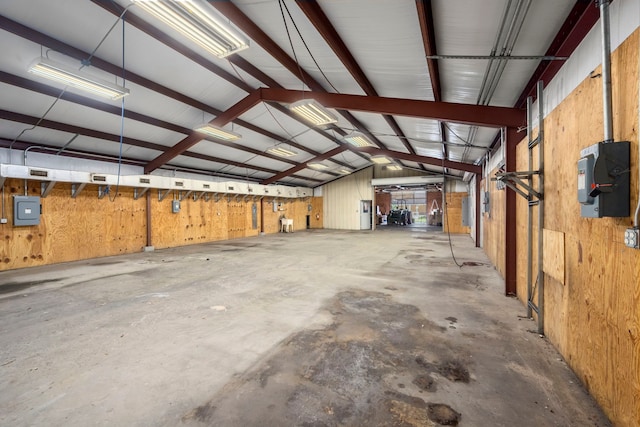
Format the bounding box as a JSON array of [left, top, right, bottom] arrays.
[[0, 228, 610, 427]]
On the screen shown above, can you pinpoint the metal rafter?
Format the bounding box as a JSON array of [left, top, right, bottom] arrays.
[[260, 88, 525, 128], [0, 71, 305, 169], [145, 91, 262, 173], [88, 2, 360, 167], [416, 0, 449, 165], [295, 0, 418, 158], [514, 0, 602, 108], [208, 0, 390, 152], [261, 146, 347, 185], [0, 14, 338, 166], [0, 109, 317, 183], [358, 147, 481, 174]]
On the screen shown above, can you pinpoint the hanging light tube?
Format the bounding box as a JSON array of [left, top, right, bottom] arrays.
[[289, 99, 338, 126], [307, 162, 329, 170], [267, 147, 297, 157], [386, 165, 402, 171], [336, 168, 352, 175], [28, 58, 130, 100], [343, 131, 374, 147], [194, 123, 241, 140], [370, 156, 391, 164], [132, 0, 249, 58]]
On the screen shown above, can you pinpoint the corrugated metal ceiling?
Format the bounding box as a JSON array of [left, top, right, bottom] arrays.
[[0, 0, 597, 187]]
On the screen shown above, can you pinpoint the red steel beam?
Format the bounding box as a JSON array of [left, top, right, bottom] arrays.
[[296, 0, 417, 156], [260, 88, 525, 128], [504, 127, 521, 296], [260, 146, 348, 185], [358, 147, 481, 175], [515, 0, 601, 108], [145, 90, 262, 173]]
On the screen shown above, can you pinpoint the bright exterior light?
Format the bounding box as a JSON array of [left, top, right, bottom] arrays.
[[289, 99, 338, 126], [370, 156, 391, 164], [267, 147, 297, 157], [194, 124, 241, 140], [386, 165, 402, 171], [307, 162, 329, 170], [28, 58, 129, 100], [343, 131, 374, 147], [132, 0, 249, 58]]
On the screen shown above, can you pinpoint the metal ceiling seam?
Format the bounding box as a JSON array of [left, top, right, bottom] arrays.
[[260, 88, 525, 129], [0, 71, 305, 169], [415, 0, 449, 168], [260, 145, 347, 185], [295, 0, 419, 158], [515, 0, 602, 108], [0, 14, 328, 164], [98, 0, 369, 168], [0, 108, 306, 179], [145, 90, 263, 173], [209, 0, 390, 157], [358, 147, 480, 175]]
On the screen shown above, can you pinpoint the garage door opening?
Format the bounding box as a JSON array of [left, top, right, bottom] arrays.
[[372, 177, 444, 232]]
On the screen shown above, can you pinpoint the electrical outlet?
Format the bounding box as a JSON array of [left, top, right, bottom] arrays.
[[0, 218, 7, 224], [624, 228, 639, 249]]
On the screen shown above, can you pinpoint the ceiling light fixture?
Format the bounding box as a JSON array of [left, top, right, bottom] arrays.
[[194, 124, 241, 140], [289, 99, 338, 126], [386, 165, 403, 171], [28, 58, 130, 100], [132, 0, 249, 58], [307, 162, 329, 170], [336, 168, 352, 175], [370, 156, 391, 164], [343, 131, 374, 147], [267, 147, 297, 157]]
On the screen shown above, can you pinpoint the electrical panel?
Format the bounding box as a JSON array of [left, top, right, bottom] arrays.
[[461, 197, 470, 226], [578, 141, 630, 218], [172, 200, 180, 213], [13, 196, 41, 226]]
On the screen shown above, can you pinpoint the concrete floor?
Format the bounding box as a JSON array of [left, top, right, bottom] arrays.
[[0, 229, 610, 427]]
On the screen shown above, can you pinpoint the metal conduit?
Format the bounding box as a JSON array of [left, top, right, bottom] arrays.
[[600, 0, 613, 143], [461, 0, 531, 163]]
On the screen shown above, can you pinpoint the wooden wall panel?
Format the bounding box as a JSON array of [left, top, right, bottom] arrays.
[[443, 192, 470, 234], [511, 30, 640, 427], [481, 171, 506, 278], [1, 179, 324, 271], [0, 179, 146, 271]]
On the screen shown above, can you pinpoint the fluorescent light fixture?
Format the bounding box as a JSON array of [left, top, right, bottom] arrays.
[[370, 156, 391, 164], [386, 165, 403, 171], [28, 58, 130, 100], [343, 131, 374, 147], [307, 162, 329, 170], [336, 168, 352, 175], [194, 124, 241, 140], [289, 99, 338, 126], [132, 0, 249, 58], [267, 147, 297, 157]]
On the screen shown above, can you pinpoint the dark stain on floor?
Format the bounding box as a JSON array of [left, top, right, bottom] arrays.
[[181, 290, 469, 426], [0, 278, 64, 294]]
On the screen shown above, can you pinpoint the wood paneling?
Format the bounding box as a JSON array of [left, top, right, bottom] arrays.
[[0, 179, 146, 270], [1, 179, 323, 270], [512, 29, 640, 427], [443, 192, 470, 234], [543, 228, 565, 285], [481, 171, 506, 278]]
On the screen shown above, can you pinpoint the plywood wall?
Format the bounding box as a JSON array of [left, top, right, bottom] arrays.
[[0, 180, 322, 271], [0, 179, 147, 270], [443, 192, 470, 234], [481, 172, 507, 278], [512, 29, 640, 427]]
